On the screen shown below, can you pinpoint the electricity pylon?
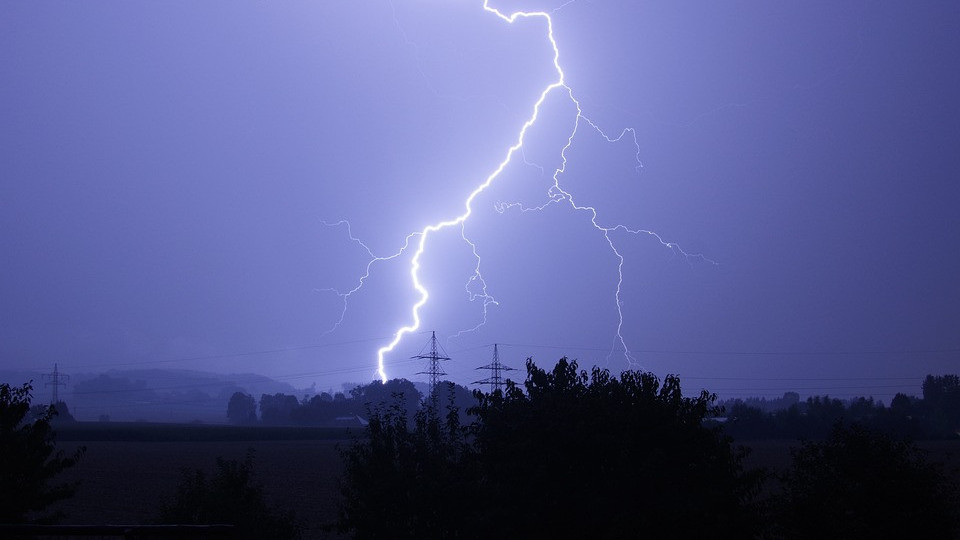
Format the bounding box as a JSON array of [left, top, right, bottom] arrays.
[[414, 331, 450, 404], [473, 343, 515, 394], [42, 363, 69, 405]]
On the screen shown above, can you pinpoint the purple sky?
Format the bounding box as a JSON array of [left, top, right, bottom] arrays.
[[3, 1, 958, 400]]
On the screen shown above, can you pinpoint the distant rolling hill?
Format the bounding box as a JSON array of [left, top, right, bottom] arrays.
[[1, 368, 307, 424]]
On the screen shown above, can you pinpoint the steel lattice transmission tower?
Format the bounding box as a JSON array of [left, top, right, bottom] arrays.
[[473, 343, 516, 394], [413, 331, 451, 403], [42, 363, 69, 405]]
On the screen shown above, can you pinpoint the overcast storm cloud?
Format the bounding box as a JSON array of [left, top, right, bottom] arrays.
[[2, 1, 958, 400]]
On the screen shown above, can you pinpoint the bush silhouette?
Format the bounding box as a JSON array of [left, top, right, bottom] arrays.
[[772, 422, 959, 539], [158, 450, 300, 539], [337, 385, 471, 538]]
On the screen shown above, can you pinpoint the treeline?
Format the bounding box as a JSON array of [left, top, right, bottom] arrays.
[[226, 379, 476, 427], [337, 359, 960, 539], [718, 375, 960, 440], [4, 365, 960, 538], [65, 370, 299, 423]]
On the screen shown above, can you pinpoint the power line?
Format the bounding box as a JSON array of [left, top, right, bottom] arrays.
[[682, 376, 920, 382], [36, 336, 959, 375], [705, 385, 919, 391], [496, 342, 960, 357]]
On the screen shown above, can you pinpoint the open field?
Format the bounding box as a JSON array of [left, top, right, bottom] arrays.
[[740, 438, 960, 475], [45, 424, 960, 539], [54, 422, 356, 443], [50, 424, 354, 539]]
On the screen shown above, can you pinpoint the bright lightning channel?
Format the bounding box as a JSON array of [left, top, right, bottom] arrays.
[[325, 1, 714, 383]]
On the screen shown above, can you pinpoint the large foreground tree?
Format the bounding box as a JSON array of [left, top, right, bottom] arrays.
[[337, 358, 761, 538], [470, 358, 761, 538], [0, 382, 84, 523]]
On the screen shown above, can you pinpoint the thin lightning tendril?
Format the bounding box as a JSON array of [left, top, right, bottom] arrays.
[[318, 220, 421, 337], [325, 2, 715, 382], [448, 221, 499, 342]]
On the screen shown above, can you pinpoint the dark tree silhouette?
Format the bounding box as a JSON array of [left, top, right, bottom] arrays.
[[158, 450, 300, 539], [29, 401, 76, 424], [718, 381, 959, 441], [923, 374, 960, 433], [429, 381, 476, 427], [772, 422, 959, 539], [889, 391, 914, 415], [226, 392, 257, 425], [470, 358, 761, 538], [258, 393, 300, 425], [268, 379, 425, 427], [337, 358, 760, 538], [337, 393, 472, 539], [0, 382, 84, 524], [349, 378, 421, 423]]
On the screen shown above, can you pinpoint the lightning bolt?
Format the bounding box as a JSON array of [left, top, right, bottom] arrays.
[[325, 1, 715, 382]]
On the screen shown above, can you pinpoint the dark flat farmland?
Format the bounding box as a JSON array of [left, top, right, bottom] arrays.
[[54, 422, 357, 442], [49, 424, 355, 539], [738, 438, 960, 498], [44, 424, 960, 540], [740, 438, 960, 472]]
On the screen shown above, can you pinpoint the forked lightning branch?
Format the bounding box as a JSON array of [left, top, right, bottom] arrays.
[[323, 1, 712, 383]]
